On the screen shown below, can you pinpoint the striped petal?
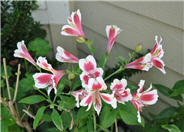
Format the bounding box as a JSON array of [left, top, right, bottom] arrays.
[[37, 56, 53, 72], [56, 46, 79, 63], [79, 55, 97, 73], [106, 25, 121, 54], [14, 40, 36, 65]]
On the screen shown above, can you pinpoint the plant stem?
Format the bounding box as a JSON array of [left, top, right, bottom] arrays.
[[93, 111, 96, 132], [13, 64, 21, 102], [35, 88, 48, 99], [24, 59, 29, 73], [104, 66, 124, 81], [85, 40, 94, 55], [115, 119, 118, 132], [3, 58, 12, 100]]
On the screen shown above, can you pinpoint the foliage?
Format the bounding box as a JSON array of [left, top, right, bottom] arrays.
[[135, 80, 184, 132], [1, 0, 46, 61]]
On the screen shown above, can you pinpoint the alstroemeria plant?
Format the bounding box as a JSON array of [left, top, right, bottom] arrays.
[[13, 9, 166, 131]]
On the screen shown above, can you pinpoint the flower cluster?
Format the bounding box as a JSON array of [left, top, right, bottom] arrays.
[[14, 9, 166, 123]]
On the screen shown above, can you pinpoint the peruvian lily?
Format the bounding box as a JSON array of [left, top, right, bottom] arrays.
[[56, 46, 79, 63], [14, 40, 36, 65], [110, 79, 132, 108], [37, 56, 54, 72], [61, 9, 86, 39], [131, 80, 158, 123], [33, 57, 65, 95], [79, 55, 103, 87], [106, 25, 121, 54], [80, 77, 116, 115], [72, 89, 87, 108], [125, 36, 166, 74]]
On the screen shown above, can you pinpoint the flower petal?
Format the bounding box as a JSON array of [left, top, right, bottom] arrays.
[[110, 78, 127, 91], [14, 40, 36, 65], [93, 92, 102, 115], [137, 80, 145, 93], [61, 25, 80, 37], [33, 73, 53, 89], [56, 46, 79, 63], [80, 93, 93, 107], [152, 58, 166, 74], [140, 89, 158, 105], [100, 93, 117, 109], [79, 55, 97, 72], [106, 25, 121, 54], [37, 56, 53, 72], [88, 77, 107, 91]]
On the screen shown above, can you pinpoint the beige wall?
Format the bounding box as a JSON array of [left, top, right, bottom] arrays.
[[33, 1, 184, 117]]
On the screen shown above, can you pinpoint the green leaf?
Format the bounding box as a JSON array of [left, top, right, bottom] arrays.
[[28, 38, 50, 56], [118, 102, 144, 126], [51, 109, 63, 131], [77, 107, 90, 120], [153, 84, 172, 97], [100, 105, 117, 128], [61, 111, 71, 129], [33, 106, 46, 129], [72, 77, 82, 91], [170, 80, 184, 97], [87, 119, 93, 132], [162, 124, 181, 132], [59, 95, 76, 109], [17, 73, 34, 100], [153, 84, 183, 101], [1, 65, 12, 79], [19, 95, 45, 104], [151, 107, 176, 120], [98, 53, 106, 68]]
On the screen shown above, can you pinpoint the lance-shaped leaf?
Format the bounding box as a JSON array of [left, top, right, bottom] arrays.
[[18, 95, 45, 104], [33, 106, 46, 129], [51, 109, 63, 131]]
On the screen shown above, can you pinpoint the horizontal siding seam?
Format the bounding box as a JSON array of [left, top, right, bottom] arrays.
[[104, 1, 184, 31]]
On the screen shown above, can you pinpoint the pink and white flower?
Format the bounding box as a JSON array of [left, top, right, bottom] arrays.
[[125, 36, 166, 74], [110, 79, 132, 107], [80, 77, 116, 115], [131, 80, 158, 123], [61, 9, 86, 39], [33, 70, 65, 95], [14, 40, 36, 65], [79, 55, 103, 87], [56, 46, 79, 63], [72, 89, 87, 108], [37, 56, 53, 72], [33, 57, 65, 95], [106, 25, 121, 54]]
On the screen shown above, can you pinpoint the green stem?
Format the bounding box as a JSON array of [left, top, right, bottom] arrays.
[[24, 59, 29, 73], [36, 88, 48, 99], [93, 111, 96, 132], [104, 66, 124, 81], [85, 40, 94, 55]]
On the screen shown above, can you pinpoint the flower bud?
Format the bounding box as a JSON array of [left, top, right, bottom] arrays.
[[76, 37, 86, 43], [49, 104, 54, 109], [68, 72, 75, 80], [135, 43, 142, 52]]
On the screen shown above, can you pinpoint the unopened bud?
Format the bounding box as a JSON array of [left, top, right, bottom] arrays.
[[135, 43, 142, 52], [68, 72, 75, 80], [76, 37, 86, 43], [50, 104, 54, 109]]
